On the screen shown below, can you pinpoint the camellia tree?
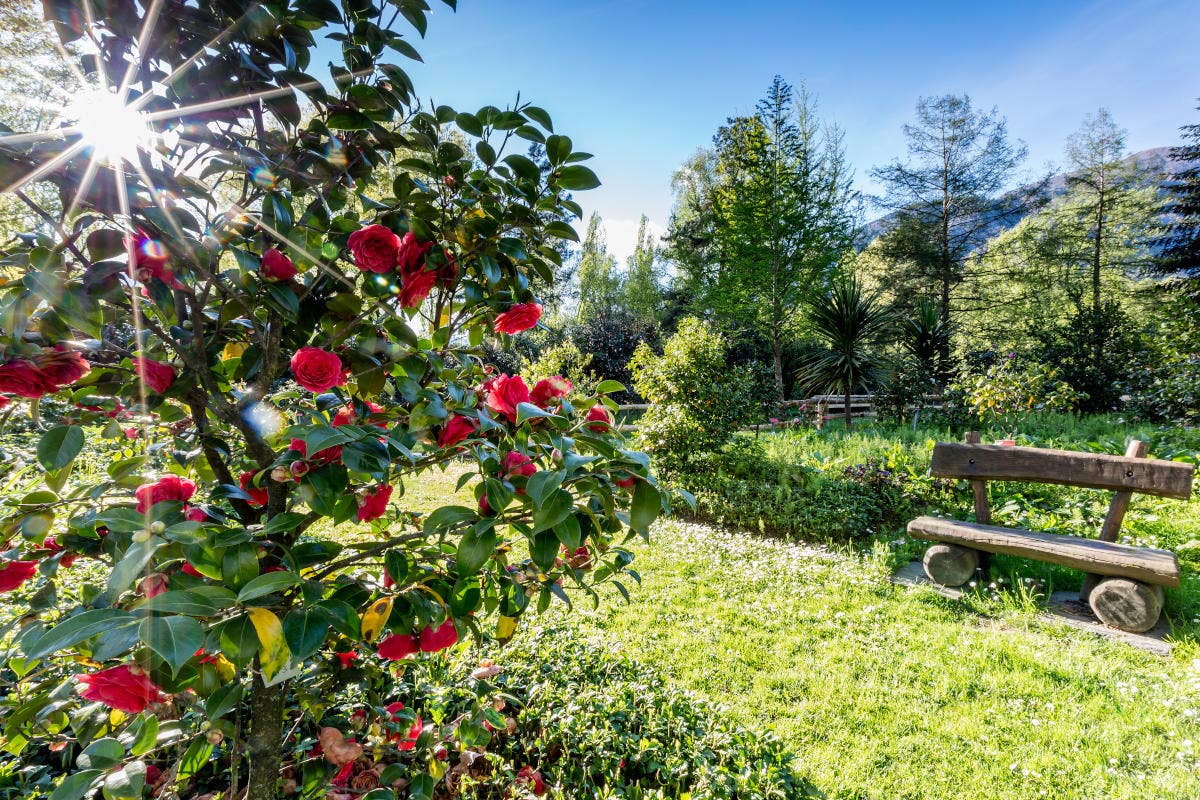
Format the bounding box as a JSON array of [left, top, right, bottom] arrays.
[[0, 2, 666, 799]]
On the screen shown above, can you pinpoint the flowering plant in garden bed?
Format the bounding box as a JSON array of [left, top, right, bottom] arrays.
[[0, 3, 668, 799]]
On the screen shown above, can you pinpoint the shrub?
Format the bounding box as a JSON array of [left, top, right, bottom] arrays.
[[630, 318, 757, 472], [960, 354, 1085, 437], [0, 6, 668, 800]]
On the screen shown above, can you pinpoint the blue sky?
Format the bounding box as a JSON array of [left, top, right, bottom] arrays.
[[342, 0, 1199, 262]]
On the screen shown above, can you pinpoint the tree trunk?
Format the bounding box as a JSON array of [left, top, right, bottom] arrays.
[[843, 384, 852, 430], [772, 333, 784, 400], [245, 672, 286, 800], [1092, 194, 1105, 375]]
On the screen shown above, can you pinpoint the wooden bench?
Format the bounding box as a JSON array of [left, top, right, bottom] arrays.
[[907, 433, 1195, 633]]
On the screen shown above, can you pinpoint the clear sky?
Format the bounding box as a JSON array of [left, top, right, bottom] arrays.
[[346, 0, 1199, 263]]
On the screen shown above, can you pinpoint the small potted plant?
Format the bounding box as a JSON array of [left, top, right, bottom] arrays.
[[965, 354, 1084, 444]]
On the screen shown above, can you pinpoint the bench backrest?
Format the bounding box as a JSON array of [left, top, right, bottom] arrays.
[[930, 442, 1195, 500]]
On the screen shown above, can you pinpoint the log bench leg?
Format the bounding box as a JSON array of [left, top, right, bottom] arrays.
[[923, 543, 980, 587], [1088, 577, 1165, 633]]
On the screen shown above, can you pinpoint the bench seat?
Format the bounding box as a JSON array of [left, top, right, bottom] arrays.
[[907, 515, 1181, 588]]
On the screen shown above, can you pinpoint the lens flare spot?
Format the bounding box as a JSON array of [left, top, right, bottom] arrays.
[[243, 402, 284, 438], [251, 167, 277, 189], [139, 239, 167, 262], [325, 142, 347, 167]]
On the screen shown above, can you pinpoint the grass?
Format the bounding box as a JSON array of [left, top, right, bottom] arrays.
[[406, 415, 1200, 800]]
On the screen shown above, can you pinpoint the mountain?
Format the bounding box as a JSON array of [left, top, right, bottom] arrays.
[[860, 146, 1188, 247]]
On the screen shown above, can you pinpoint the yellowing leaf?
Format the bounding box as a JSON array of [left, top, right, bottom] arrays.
[[360, 597, 393, 643], [246, 607, 291, 682], [496, 615, 517, 643], [221, 342, 247, 361]]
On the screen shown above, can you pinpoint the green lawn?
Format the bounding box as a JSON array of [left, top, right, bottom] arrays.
[[411, 460, 1200, 800]]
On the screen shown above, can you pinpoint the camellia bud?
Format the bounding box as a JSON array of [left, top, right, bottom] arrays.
[[270, 466, 291, 483], [290, 460, 309, 479], [132, 529, 152, 543], [149, 520, 166, 535], [206, 730, 224, 745], [443, 175, 456, 188], [551, 448, 563, 463]]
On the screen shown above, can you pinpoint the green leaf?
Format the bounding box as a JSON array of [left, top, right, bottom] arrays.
[[26, 609, 137, 659], [282, 609, 330, 660], [237, 571, 301, 604], [128, 715, 158, 757], [532, 489, 574, 533], [630, 481, 661, 534], [595, 379, 626, 394], [326, 110, 372, 130], [455, 527, 496, 574], [524, 106, 553, 131], [221, 544, 260, 590], [37, 425, 84, 471], [108, 537, 163, 600], [140, 615, 204, 674], [530, 529, 558, 571], [557, 164, 600, 190], [204, 682, 244, 720], [78, 738, 123, 770], [138, 587, 237, 617], [525, 470, 564, 507], [545, 134, 572, 165], [515, 402, 559, 425], [176, 738, 213, 784], [503, 154, 539, 182], [423, 505, 477, 534], [50, 769, 103, 800]]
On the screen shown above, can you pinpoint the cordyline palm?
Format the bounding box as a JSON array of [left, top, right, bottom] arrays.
[[799, 277, 892, 429], [903, 298, 951, 385]]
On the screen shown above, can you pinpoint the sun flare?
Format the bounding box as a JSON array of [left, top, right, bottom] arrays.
[[61, 87, 153, 164]]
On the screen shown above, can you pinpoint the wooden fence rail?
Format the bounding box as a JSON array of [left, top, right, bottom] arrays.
[[616, 394, 944, 431]]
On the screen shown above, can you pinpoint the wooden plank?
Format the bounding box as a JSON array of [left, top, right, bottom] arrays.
[[929, 443, 1194, 499], [907, 516, 1181, 587]]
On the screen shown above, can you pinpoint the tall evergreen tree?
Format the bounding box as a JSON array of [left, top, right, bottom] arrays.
[[624, 215, 663, 320], [670, 76, 858, 398], [576, 211, 623, 322], [871, 94, 1034, 379], [1155, 101, 1200, 295]]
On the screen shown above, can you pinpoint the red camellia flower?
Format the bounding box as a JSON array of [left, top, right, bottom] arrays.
[[503, 452, 537, 480], [357, 484, 393, 523], [436, 249, 458, 287], [289, 438, 342, 466], [615, 474, 637, 489], [135, 475, 197, 513], [494, 302, 542, 335], [333, 401, 386, 428], [396, 231, 433, 274], [35, 346, 90, 387], [485, 374, 531, 422], [184, 506, 209, 522], [399, 267, 437, 309], [180, 562, 203, 577], [77, 664, 167, 713], [348, 224, 401, 273], [516, 766, 547, 796], [132, 357, 176, 394], [0, 560, 38, 592], [290, 347, 344, 392], [240, 472, 269, 507], [335, 651, 359, 668], [42, 536, 77, 568], [144, 765, 162, 786], [585, 404, 612, 432], [530, 375, 572, 408], [418, 620, 459, 653], [261, 247, 297, 281], [0, 359, 54, 398], [377, 633, 419, 661], [139, 572, 169, 598], [130, 233, 178, 287], [437, 415, 476, 448]]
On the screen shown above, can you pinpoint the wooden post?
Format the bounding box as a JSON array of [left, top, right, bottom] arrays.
[[964, 431, 990, 574], [964, 432, 990, 524], [1081, 439, 1148, 601]]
